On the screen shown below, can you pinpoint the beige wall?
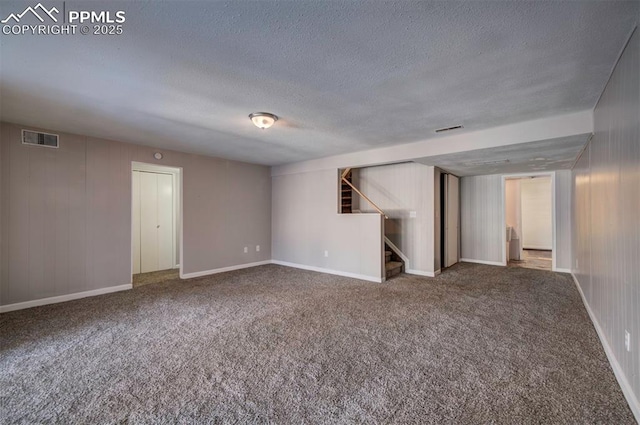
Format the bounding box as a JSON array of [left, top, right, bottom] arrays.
[[505, 178, 521, 240], [572, 28, 639, 417], [0, 122, 271, 307], [356, 162, 436, 275], [271, 169, 383, 281], [520, 177, 552, 250]]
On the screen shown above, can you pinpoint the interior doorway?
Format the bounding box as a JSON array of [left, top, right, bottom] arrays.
[[503, 173, 555, 271], [440, 172, 460, 270], [131, 162, 181, 287]]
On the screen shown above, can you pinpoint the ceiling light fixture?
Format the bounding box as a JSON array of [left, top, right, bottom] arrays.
[[249, 112, 278, 129]]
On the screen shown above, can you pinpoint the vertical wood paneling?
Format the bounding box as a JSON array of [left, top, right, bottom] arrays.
[[8, 125, 30, 302], [572, 28, 639, 414], [0, 123, 7, 304], [460, 174, 504, 264], [0, 122, 272, 307], [555, 170, 572, 270], [356, 162, 435, 274]]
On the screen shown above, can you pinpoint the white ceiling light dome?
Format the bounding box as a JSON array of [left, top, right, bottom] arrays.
[[249, 112, 278, 129]]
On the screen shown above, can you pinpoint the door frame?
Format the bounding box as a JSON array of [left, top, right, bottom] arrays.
[[131, 161, 183, 279], [501, 171, 557, 271]]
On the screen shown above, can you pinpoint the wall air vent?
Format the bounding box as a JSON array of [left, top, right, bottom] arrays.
[[435, 125, 463, 133], [22, 129, 59, 148]]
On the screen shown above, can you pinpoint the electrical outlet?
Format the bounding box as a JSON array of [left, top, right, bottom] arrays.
[[625, 330, 631, 352], [256, 245, 260, 252], [243, 247, 248, 253], [575, 259, 579, 269], [324, 250, 329, 257], [409, 211, 417, 218]]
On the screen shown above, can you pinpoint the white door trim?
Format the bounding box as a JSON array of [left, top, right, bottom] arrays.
[[131, 162, 183, 280], [501, 171, 557, 271]]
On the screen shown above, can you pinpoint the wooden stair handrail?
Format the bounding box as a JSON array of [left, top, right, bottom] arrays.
[[341, 168, 388, 219]]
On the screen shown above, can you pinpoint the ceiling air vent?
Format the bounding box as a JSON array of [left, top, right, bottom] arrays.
[[435, 125, 463, 133], [22, 129, 59, 148]]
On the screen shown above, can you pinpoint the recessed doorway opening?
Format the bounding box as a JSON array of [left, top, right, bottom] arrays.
[[502, 173, 556, 271], [131, 162, 182, 287]]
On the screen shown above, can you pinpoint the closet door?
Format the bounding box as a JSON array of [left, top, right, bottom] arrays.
[[156, 173, 174, 271], [134, 171, 175, 274], [140, 172, 160, 273]]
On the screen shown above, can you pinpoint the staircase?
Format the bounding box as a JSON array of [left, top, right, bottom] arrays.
[[339, 167, 404, 280], [385, 243, 404, 279], [341, 170, 353, 213]]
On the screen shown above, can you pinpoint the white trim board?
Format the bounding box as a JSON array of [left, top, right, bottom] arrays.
[[554, 268, 571, 274], [0, 284, 132, 313], [384, 236, 411, 269], [271, 260, 383, 283], [570, 273, 640, 422], [460, 258, 506, 267], [406, 269, 436, 277], [180, 260, 272, 279]]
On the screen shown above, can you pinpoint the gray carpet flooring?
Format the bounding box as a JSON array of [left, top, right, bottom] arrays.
[[0, 263, 635, 424]]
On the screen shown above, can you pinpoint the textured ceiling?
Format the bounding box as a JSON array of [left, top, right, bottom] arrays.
[[0, 1, 637, 165], [415, 134, 591, 176]]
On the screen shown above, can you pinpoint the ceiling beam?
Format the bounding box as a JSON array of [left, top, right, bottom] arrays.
[[271, 110, 593, 176]]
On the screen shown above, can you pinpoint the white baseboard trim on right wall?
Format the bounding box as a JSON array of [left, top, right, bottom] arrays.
[[571, 273, 640, 422], [460, 258, 506, 267]]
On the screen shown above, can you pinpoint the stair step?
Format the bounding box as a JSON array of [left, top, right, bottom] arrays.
[[385, 261, 403, 279], [385, 251, 392, 263]]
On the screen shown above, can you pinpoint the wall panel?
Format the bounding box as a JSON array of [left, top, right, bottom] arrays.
[[571, 28, 639, 417], [555, 170, 572, 271], [356, 162, 435, 274], [0, 122, 272, 307], [460, 174, 504, 264], [272, 169, 383, 280]]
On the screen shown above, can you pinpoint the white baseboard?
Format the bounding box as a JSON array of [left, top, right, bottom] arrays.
[[553, 268, 571, 273], [406, 269, 436, 277], [180, 260, 272, 279], [460, 258, 506, 267], [271, 260, 383, 283], [570, 273, 640, 422], [0, 284, 132, 313]]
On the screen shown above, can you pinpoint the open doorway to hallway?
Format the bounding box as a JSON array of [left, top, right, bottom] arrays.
[[504, 174, 554, 271], [132, 162, 182, 287]]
